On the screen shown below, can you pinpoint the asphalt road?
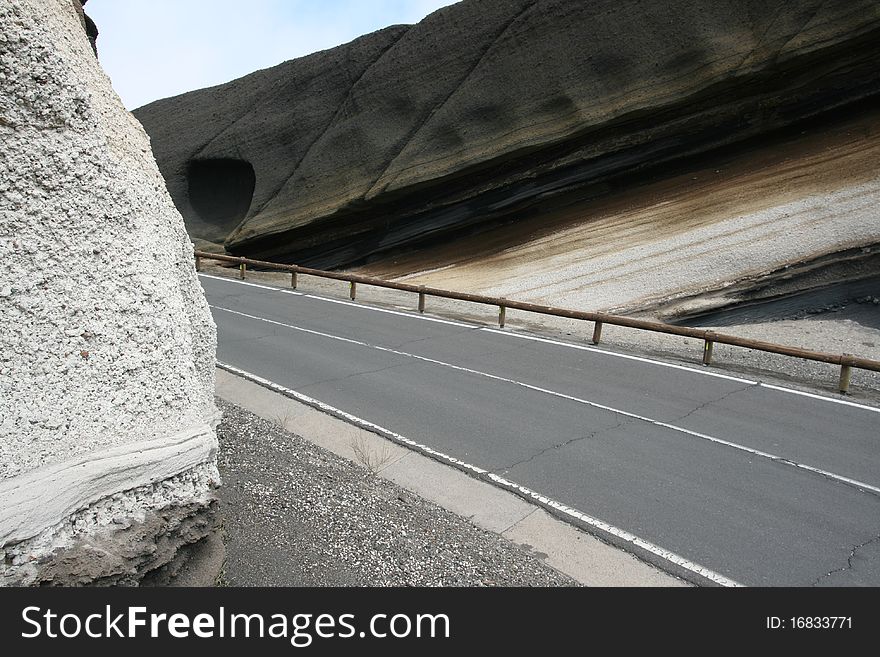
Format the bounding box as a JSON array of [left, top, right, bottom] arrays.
[[200, 273, 880, 586]]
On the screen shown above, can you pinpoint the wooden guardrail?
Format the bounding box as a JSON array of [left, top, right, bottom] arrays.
[[194, 251, 880, 394]]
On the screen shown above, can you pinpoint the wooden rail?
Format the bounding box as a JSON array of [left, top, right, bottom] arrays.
[[194, 251, 880, 393]]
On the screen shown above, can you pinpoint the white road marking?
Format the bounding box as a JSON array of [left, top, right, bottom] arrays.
[[487, 329, 880, 414], [299, 294, 476, 328], [198, 273, 304, 296], [480, 327, 758, 385], [210, 304, 880, 495], [758, 383, 880, 414], [199, 273, 475, 328], [199, 273, 880, 413], [218, 360, 744, 587]]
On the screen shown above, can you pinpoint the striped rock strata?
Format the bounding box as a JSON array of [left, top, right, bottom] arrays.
[[135, 0, 880, 269]]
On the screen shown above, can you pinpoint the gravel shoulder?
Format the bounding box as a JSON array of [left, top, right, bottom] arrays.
[[216, 399, 578, 587]]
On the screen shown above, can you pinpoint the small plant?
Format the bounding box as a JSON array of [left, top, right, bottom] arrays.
[[348, 432, 393, 474], [273, 409, 297, 432]]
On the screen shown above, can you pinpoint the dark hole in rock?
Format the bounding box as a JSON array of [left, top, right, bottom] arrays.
[[187, 159, 255, 240]]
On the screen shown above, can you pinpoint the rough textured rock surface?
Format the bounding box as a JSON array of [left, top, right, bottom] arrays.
[[134, 0, 880, 269], [0, 0, 219, 584], [2, 466, 220, 586]]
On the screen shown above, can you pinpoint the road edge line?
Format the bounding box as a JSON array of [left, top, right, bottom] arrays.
[[216, 361, 743, 588], [199, 273, 880, 412]]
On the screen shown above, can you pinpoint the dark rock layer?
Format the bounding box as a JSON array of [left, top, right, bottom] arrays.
[[134, 0, 880, 269]]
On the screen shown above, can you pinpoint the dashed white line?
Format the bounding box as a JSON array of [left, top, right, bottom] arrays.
[[198, 273, 304, 296], [486, 328, 880, 413], [210, 303, 880, 495], [199, 273, 880, 413], [300, 293, 475, 328], [217, 360, 744, 587], [199, 273, 475, 328], [480, 327, 758, 385]]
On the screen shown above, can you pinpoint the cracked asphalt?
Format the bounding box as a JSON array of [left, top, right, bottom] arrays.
[[810, 534, 880, 587], [201, 274, 880, 586]]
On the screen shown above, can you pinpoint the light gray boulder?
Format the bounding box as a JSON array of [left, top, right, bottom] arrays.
[[0, 0, 220, 585]]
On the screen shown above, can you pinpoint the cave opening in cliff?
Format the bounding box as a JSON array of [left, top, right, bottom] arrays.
[[187, 158, 256, 236]]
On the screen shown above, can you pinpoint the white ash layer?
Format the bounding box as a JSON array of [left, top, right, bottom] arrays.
[[0, 0, 219, 581]]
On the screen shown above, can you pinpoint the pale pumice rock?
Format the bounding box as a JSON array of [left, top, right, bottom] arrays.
[[0, 0, 221, 585]]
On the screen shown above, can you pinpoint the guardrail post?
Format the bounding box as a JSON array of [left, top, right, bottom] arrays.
[[350, 282, 357, 300], [702, 332, 715, 366], [188, 251, 880, 383], [839, 355, 853, 395]]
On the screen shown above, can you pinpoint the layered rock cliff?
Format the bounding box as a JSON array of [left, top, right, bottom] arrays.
[[135, 0, 880, 270], [0, 0, 219, 585]]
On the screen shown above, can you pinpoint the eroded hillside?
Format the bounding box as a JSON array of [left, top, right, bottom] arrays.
[[135, 0, 880, 279], [359, 104, 880, 315]]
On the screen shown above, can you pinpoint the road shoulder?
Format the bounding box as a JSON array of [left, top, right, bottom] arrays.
[[216, 367, 688, 587]]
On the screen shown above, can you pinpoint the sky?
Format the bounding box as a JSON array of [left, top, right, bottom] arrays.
[[86, 0, 461, 110]]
